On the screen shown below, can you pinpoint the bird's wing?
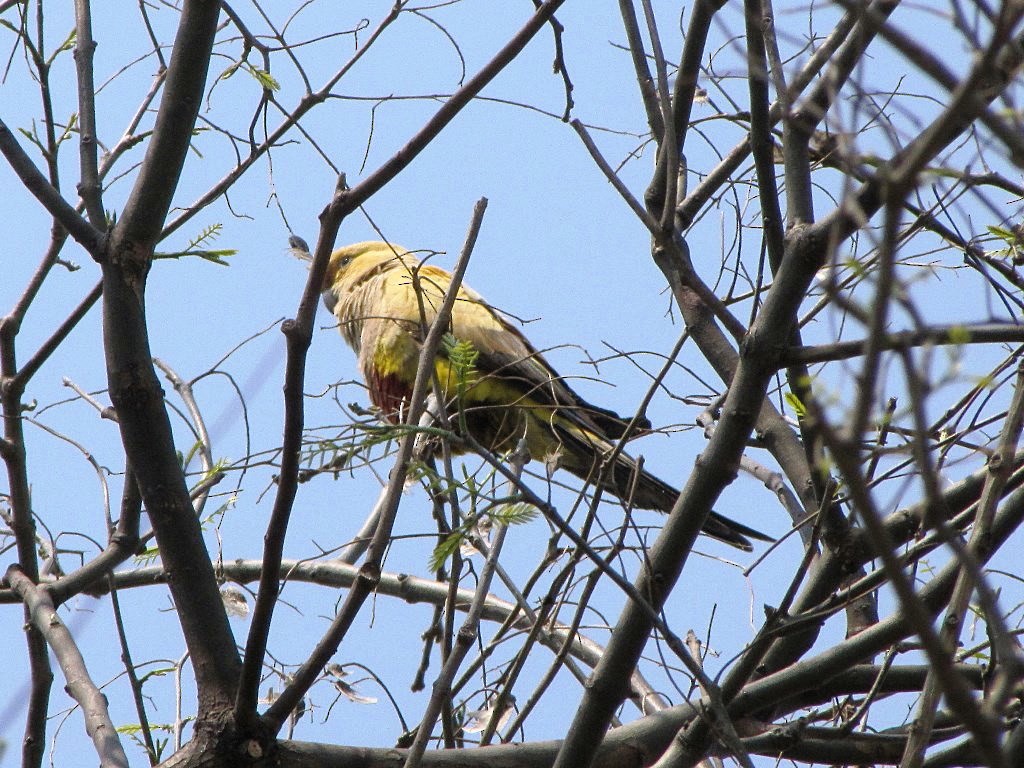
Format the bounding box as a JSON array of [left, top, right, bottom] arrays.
[[409, 265, 651, 439], [354, 261, 648, 439]]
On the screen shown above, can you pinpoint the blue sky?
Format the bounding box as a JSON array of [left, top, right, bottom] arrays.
[[2, 1, 1019, 764]]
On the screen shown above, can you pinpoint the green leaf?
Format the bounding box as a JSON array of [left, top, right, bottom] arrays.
[[429, 530, 465, 572], [248, 66, 280, 91], [134, 547, 160, 565], [217, 61, 242, 82], [987, 224, 1015, 243], [785, 391, 807, 418], [46, 28, 77, 64], [443, 334, 479, 378], [117, 721, 177, 735], [137, 666, 175, 685], [154, 225, 238, 265], [490, 502, 538, 526]]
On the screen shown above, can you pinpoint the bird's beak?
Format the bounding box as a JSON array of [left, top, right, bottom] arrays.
[[321, 288, 337, 315]]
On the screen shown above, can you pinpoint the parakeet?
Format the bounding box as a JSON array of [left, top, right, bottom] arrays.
[[321, 241, 768, 550]]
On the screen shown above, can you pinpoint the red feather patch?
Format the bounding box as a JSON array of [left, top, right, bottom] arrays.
[[367, 369, 414, 423]]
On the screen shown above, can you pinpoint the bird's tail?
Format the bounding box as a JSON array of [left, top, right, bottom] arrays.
[[561, 430, 771, 551], [613, 451, 771, 551]]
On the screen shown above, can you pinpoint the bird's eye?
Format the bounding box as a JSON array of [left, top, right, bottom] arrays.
[[340, 256, 352, 267]]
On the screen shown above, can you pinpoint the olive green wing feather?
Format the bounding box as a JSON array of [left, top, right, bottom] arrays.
[[440, 284, 651, 439]]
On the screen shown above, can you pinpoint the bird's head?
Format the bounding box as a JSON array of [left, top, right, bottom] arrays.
[[321, 241, 411, 314]]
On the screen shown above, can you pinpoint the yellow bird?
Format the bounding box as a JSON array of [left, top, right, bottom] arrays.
[[321, 241, 768, 550]]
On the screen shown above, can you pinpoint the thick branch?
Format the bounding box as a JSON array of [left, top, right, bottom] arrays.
[[102, 0, 241, 718], [7, 566, 129, 768]]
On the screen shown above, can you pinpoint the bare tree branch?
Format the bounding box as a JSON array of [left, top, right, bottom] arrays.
[[6, 565, 129, 768]]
